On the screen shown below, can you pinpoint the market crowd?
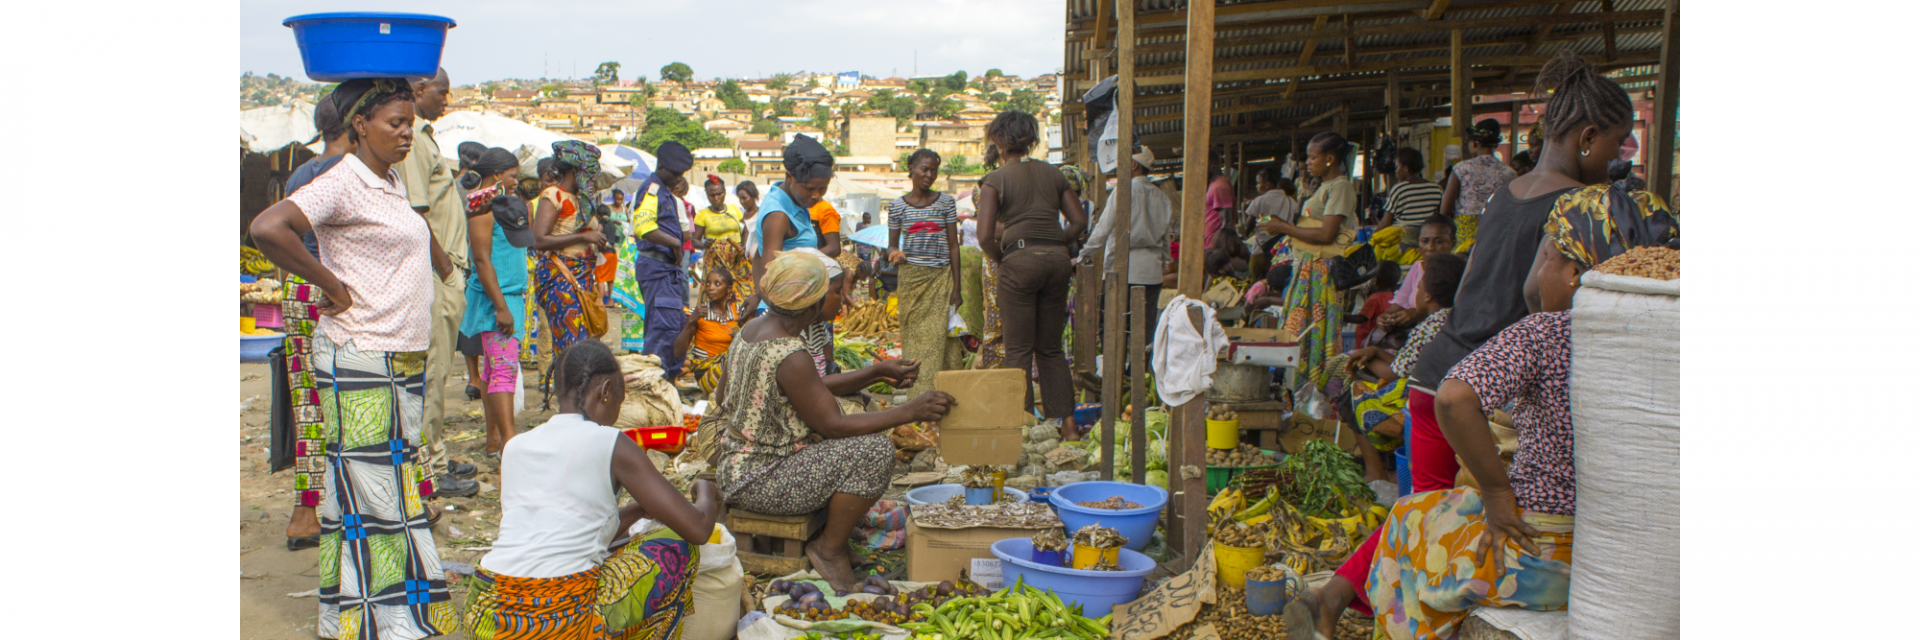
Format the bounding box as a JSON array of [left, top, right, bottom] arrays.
[[249, 50, 1674, 640]]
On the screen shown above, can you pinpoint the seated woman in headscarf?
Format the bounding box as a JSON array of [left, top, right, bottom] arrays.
[[702, 251, 955, 593], [692, 174, 753, 316], [464, 340, 723, 640]]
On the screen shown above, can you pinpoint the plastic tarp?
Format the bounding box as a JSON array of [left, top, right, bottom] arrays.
[[240, 102, 319, 153]]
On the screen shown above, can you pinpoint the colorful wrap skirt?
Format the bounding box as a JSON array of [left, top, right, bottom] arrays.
[[896, 263, 964, 388], [1282, 258, 1345, 388], [535, 252, 599, 357], [1365, 488, 1574, 640], [1352, 377, 1410, 453], [463, 527, 700, 640], [281, 275, 327, 508], [312, 331, 455, 640]]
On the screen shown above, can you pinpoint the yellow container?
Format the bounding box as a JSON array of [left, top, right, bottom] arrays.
[[1206, 418, 1241, 450], [1070, 544, 1121, 570], [1214, 541, 1266, 587], [242, 316, 257, 334]]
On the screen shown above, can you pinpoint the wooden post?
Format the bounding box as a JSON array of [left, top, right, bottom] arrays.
[[1169, 0, 1214, 574], [1099, 0, 1138, 483], [1451, 29, 1468, 146], [1509, 96, 1522, 160], [1647, 0, 1679, 203], [1073, 252, 1101, 388], [1129, 285, 1149, 484], [1385, 68, 1400, 141]]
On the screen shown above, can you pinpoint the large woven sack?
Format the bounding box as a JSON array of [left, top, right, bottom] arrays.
[[613, 353, 683, 430], [1566, 271, 1679, 640], [681, 525, 744, 640]]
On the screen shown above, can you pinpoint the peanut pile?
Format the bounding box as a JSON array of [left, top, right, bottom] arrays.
[[1076, 496, 1144, 510], [1209, 444, 1276, 467], [1593, 246, 1679, 280]]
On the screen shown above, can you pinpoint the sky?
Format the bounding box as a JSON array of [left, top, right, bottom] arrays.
[[244, 0, 1066, 85]]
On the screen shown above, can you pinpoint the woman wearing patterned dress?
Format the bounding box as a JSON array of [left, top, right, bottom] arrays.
[[249, 77, 458, 640], [463, 340, 722, 640], [1261, 131, 1359, 389], [704, 251, 953, 593], [1438, 118, 1518, 250], [531, 142, 611, 396], [887, 149, 965, 390]]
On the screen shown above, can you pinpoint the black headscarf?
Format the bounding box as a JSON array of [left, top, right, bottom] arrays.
[[784, 134, 834, 183], [461, 147, 521, 190], [457, 142, 487, 172]]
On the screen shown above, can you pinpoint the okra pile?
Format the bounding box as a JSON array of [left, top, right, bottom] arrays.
[[899, 578, 1113, 640]]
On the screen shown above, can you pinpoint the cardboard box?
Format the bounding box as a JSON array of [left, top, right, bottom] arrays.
[[905, 520, 1051, 585], [933, 369, 1028, 466]]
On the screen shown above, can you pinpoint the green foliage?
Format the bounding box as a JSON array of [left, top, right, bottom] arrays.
[[941, 71, 968, 91], [923, 94, 961, 118], [628, 94, 647, 110], [810, 105, 833, 132], [591, 61, 621, 87], [717, 158, 747, 174], [714, 79, 753, 110], [830, 141, 850, 156], [748, 119, 781, 135], [633, 107, 731, 154], [805, 76, 820, 89], [539, 83, 567, 99], [988, 91, 1008, 103], [480, 82, 498, 98], [772, 99, 796, 117], [865, 89, 918, 121], [897, 150, 915, 169], [318, 83, 338, 98], [985, 68, 1004, 79], [659, 62, 694, 86], [598, 137, 618, 144], [942, 154, 985, 176], [767, 72, 792, 93], [1008, 87, 1043, 115]]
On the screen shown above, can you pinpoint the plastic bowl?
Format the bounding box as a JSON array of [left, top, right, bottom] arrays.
[[241, 333, 283, 362], [990, 538, 1155, 618], [622, 425, 690, 453], [903, 483, 1027, 506], [1048, 481, 1167, 551], [283, 12, 456, 82]]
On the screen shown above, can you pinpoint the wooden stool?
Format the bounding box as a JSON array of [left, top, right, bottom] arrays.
[[727, 509, 826, 576]]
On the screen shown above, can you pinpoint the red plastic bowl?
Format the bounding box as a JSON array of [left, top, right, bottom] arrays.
[[623, 425, 690, 453]]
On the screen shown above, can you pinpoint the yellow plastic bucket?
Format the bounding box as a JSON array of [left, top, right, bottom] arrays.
[[1206, 418, 1241, 450], [1070, 544, 1121, 570], [242, 316, 257, 334], [1214, 541, 1266, 587]]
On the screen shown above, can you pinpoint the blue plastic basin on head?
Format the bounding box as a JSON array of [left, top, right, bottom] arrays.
[[1048, 481, 1168, 551], [991, 538, 1154, 618], [903, 483, 1027, 507], [284, 12, 456, 82]]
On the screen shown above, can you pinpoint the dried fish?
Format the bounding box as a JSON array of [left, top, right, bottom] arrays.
[[912, 502, 1061, 529], [1030, 527, 1069, 552], [1072, 523, 1128, 550], [1076, 496, 1143, 510]]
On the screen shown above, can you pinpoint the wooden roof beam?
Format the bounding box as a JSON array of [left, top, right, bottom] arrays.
[[1425, 0, 1452, 20], [1131, 50, 1659, 88]]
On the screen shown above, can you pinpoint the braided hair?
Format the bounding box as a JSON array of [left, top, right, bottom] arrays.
[[1532, 52, 1635, 144], [549, 340, 622, 414], [1308, 131, 1353, 175]]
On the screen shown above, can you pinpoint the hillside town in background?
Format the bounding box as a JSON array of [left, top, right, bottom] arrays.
[[240, 63, 1066, 193]]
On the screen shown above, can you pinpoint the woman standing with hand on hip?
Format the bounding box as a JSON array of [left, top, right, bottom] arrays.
[[887, 149, 965, 390], [975, 110, 1087, 439], [248, 77, 458, 639], [1261, 131, 1359, 389]]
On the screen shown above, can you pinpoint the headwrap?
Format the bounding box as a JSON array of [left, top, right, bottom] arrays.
[[460, 147, 520, 191], [655, 141, 694, 175], [706, 173, 725, 189], [790, 247, 843, 279], [1544, 185, 1679, 269], [550, 140, 601, 200], [760, 250, 831, 311], [456, 142, 487, 172], [331, 78, 411, 128], [1059, 164, 1091, 196], [784, 134, 835, 182]]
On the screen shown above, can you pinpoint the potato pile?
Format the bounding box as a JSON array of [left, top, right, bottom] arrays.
[[1593, 246, 1679, 280], [838, 300, 899, 338], [1208, 444, 1275, 467], [1207, 406, 1238, 421]]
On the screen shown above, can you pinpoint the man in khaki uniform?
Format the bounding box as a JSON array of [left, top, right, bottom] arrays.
[[396, 68, 479, 498]]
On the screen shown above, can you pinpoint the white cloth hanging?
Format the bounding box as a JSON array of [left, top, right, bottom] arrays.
[[1151, 295, 1228, 406]]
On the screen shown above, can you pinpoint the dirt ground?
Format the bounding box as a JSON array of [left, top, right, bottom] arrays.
[[238, 347, 569, 640]]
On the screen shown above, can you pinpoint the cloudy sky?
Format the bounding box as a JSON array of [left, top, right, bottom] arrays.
[[244, 0, 1067, 84]]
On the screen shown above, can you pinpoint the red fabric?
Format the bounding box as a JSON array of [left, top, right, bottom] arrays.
[[1332, 387, 1458, 615], [1353, 292, 1394, 347]]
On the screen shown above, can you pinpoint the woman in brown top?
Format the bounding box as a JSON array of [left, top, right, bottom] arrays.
[[976, 110, 1089, 439]]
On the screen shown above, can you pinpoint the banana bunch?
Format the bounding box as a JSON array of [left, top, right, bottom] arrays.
[[1232, 486, 1278, 525], [242, 246, 277, 275]]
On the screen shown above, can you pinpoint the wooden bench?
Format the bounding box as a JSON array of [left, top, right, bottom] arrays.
[[727, 509, 826, 576]]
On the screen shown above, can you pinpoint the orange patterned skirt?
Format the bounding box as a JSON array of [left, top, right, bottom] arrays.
[[463, 528, 699, 640]]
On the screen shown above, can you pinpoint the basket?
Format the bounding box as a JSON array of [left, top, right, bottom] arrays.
[[1205, 449, 1284, 494], [253, 303, 284, 329], [283, 12, 456, 82], [623, 425, 690, 454]]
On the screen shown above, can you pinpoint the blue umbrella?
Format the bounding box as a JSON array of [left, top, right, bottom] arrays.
[[847, 224, 891, 249]]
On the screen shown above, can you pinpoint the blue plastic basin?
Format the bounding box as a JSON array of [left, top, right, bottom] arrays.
[[1072, 403, 1101, 426], [242, 333, 283, 362], [903, 483, 1027, 506], [991, 538, 1155, 618], [1048, 481, 1167, 551], [284, 12, 456, 82]]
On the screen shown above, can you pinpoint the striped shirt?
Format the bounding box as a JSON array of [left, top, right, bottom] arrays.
[[887, 193, 959, 267], [1386, 180, 1444, 228]]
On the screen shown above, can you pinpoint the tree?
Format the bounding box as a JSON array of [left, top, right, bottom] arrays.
[[591, 61, 621, 86], [540, 83, 567, 98], [717, 158, 747, 174], [714, 79, 752, 110], [772, 99, 797, 117], [923, 94, 961, 118], [767, 72, 793, 94], [810, 105, 833, 133], [749, 119, 781, 136], [830, 141, 850, 157], [942, 154, 984, 176], [598, 137, 618, 144], [941, 71, 968, 92], [481, 82, 500, 98], [1008, 87, 1043, 115], [318, 83, 338, 99], [632, 107, 731, 153], [260, 95, 283, 107], [898, 150, 914, 169], [628, 94, 647, 110], [985, 69, 1004, 80], [660, 62, 694, 87], [988, 91, 1008, 104], [806, 76, 820, 90]]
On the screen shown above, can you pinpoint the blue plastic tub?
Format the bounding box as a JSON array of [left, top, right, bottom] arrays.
[[1072, 403, 1101, 426], [1394, 445, 1412, 497], [242, 333, 283, 362], [283, 13, 456, 82], [990, 538, 1155, 618], [902, 484, 1026, 507], [1049, 481, 1167, 551], [1027, 486, 1055, 503], [965, 487, 997, 505]]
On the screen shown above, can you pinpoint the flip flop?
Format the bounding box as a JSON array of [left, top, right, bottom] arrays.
[[465, 385, 482, 401], [286, 536, 319, 551]]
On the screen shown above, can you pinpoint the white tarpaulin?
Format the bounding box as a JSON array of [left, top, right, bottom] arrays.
[[240, 102, 319, 153], [429, 111, 633, 188]]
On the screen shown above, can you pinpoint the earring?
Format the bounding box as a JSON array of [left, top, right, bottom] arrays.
[[1580, 149, 1590, 157]]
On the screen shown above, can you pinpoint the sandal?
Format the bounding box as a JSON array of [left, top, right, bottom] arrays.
[[286, 536, 320, 551], [465, 385, 482, 401]]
